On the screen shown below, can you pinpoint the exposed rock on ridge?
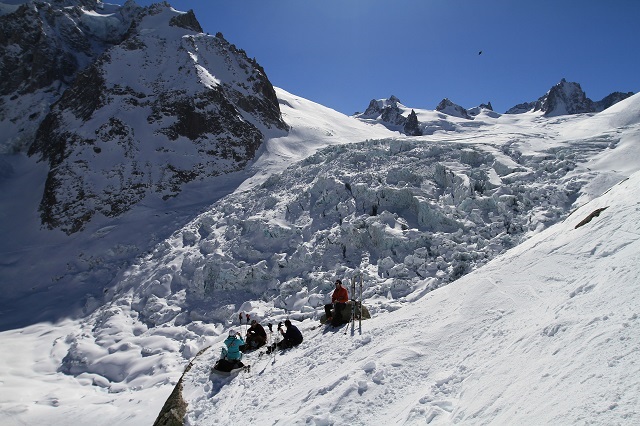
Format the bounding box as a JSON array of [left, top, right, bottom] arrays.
[[357, 95, 407, 129], [436, 98, 471, 119], [355, 96, 491, 135], [403, 109, 422, 136]]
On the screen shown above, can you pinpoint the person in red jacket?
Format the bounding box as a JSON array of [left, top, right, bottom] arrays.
[[324, 279, 349, 326]]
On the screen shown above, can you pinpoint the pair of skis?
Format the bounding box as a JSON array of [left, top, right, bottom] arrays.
[[345, 275, 363, 335]]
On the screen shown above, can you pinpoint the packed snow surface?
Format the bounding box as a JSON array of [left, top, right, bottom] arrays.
[[1, 88, 640, 425], [181, 171, 640, 425]]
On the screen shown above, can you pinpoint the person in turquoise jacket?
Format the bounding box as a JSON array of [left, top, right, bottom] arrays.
[[223, 330, 245, 361]]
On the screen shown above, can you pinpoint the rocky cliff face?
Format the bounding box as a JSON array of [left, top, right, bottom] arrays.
[[2, 1, 287, 234], [0, 0, 132, 153], [595, 91, 635, 111], [533, 79, 593, 116]]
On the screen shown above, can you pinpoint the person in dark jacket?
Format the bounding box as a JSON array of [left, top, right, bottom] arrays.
[[245, 319, 267, 349], [324, 279, 349, 325], [275, 319, 303, 350]]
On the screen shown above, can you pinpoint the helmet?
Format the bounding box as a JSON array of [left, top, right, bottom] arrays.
[[228, 329, 237, 337]]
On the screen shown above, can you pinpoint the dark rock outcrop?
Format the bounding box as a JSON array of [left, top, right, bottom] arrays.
[[505, 101, 536, 115], [403, 109, 422, 136], [595, 91, 635, 112], [153, 346, 211, 426], [355, 95, 407, 131], [169, 9, 202, 33]]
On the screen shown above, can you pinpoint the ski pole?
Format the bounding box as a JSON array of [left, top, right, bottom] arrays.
[[266, 323, 275, 361], [271, 324, 276, 362], [359, 275, 363, 332], [351, 277, 356, 334]]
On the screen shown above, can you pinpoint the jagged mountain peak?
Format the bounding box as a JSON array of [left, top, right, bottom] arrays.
[[534, 78, 591, 116], [435, 98, 471, 119], [356, 95, 403, 118], [131, 1, 203, 34], [468, 101, 495, 117], [354, 95, 408, 131], [506, 78, 634, 116]]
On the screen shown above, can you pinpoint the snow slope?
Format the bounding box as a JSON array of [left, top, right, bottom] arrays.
[[1, 90, 639, 425], [179, 171, 640, 425]]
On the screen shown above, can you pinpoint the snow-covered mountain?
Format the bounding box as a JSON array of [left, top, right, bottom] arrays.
[[506, 78, 634, 116], [1, 2, 640, 425], [435, 98, 472, 119], [2, 0, 287, 234], [356, 95, 409, 131]]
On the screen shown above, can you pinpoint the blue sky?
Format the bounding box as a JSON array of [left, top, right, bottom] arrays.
[[123, 0, 639, 115]]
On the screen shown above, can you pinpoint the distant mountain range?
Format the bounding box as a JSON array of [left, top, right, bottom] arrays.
[[505, 78, 633, 116], [355, 79, 634, 135]]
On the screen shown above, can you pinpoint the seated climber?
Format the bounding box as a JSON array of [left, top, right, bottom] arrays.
[[324, 279, 349, 326], [244, 319, 267, 350], [214, 329, 245, 372]]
